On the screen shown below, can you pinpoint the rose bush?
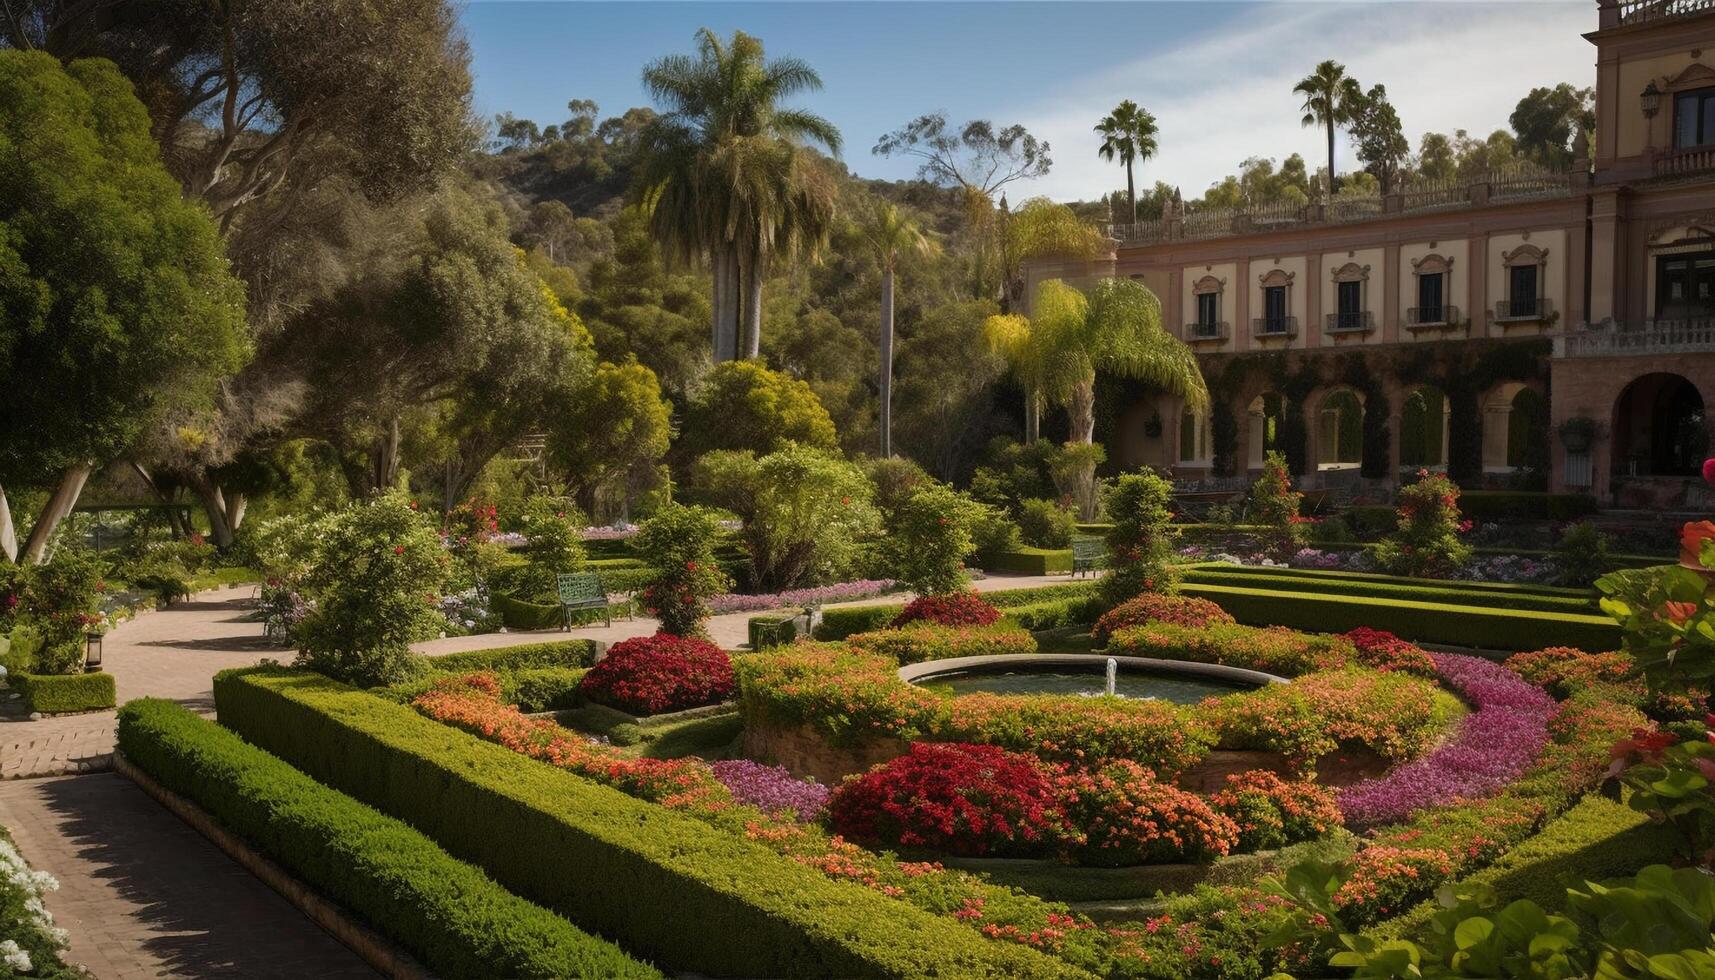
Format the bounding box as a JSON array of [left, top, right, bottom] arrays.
[[890, 591, 1001, 628], [1370, 470, 1471, 578], [630, 504, 730, 637], [578, 633, 734, 715], [1249, 451, 1306, 560]]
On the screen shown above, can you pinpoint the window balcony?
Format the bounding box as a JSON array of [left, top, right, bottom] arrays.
[[1494, 297, 1554, 322], [1251, 315, 1298, 339], [1653, 145, 1715, 179], [1560, 317, 1715, 357], [1406, 305, 1461, 329], [1186, 320, 1229, 342], [1324, 311, 1374, 334]]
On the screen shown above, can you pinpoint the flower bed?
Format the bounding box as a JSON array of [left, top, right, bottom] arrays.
[[709, 579, 901, 615], [1106, 621, 1354, 677], [846, 624, 1037, 665], [1335, 652, 1557, 827], [1201, 668, 1463, 767], [1091, 593, 1235, 646], [578, 634, 734, 716], [709, 760, 830, 822], [1207, 770, 1342, 853], [1056, 760, 1240, 867], [891, 591, 1003, 628]]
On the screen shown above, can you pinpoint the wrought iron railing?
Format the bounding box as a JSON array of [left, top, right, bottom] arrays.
[[1252, 315, 1298, 338], [1325, 311, 1374, 333], [1186, 320, 1229, 341], [1560, 318, 1715, 356], [1495, 297, 1554, 321], [1406, 305, 1461, 327]]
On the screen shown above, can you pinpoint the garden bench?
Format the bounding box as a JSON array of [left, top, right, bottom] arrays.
[[556, 572, 613, 629], [1071, 538, 1107, 578]]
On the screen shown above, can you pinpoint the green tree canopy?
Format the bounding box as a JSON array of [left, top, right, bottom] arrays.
[[1510, 83, 1595, 167], [679, 359, 837, 459], [0, 52, 249, 560], [545, 357, 674, 520]]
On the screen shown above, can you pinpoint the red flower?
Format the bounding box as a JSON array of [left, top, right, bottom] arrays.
[[578, 633, 734, 715], [1703, 457, 1715, 488], [394, 545, 405, 555], [1611, 727, 1676, 763], [1682, 521, 1715, 571], [891, 591, 1001, 628], [1658, 601, 1698, 625]]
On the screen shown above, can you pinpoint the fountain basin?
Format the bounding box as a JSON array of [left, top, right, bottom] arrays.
[[899, 654, 1286, 704]]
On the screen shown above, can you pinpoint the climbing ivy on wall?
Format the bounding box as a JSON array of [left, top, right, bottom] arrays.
[[1392, 338, 1551, 487], [1336, 352, 1391, 479]]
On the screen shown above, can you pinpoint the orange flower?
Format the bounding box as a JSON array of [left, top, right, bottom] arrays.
[[1680, 521, 1715, 571], [1658, 601, 1698, 625]]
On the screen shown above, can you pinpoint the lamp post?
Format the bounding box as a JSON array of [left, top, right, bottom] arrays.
[[1641, 81, 1662, 120], [83, 631, 103, 672]]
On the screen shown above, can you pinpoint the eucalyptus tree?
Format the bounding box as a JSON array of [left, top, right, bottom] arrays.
[[1350, 84, 1410, 194], [1294, 60, 1363, 199], [988, 278, 1207, 517], [1094, 100, 1159, 223], [636, 29, 841, 361], [858, 200, 938, 457]]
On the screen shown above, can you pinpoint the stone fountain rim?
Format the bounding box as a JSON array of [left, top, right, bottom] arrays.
[[897, 653, 1289, 689]]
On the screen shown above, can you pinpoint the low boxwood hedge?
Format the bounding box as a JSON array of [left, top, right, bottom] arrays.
[[978, 547, 1072, 575], [429, 639, 599, 672], [1180, 582, 1622, 652], [1179, 567, 1597, 615], [116, 698, 659, 979], [492, 594, 563, 631], [815, 583, 1101, 640], [1183, 563, 1591, 598], [12, 671, 116, 714], [212, 668, 1087, 980]]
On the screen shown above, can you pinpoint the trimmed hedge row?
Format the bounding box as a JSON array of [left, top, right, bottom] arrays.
[[1180, 583, 1622, 652], [429, 639, 599, 672], [492, 594, 563, 631], [815, 583, 1101, 640], [1184, 563, 1591, 598], [978, 547, 1071, 575], [116, 698, 658, 979], [212, 668, 1087, 980], [1179, 567, 1597, 615], [12, 671, 115, 714]]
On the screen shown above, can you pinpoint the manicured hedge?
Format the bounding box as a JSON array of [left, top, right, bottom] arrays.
[[815, 583, 1101, 640], [1180, 582, 1622, 652], [1000, 595, 1106, 632], [978, 547, 1071, 575], [1184, 563, 1591, 599], [429, 639, 599, 672], [1179, 566, 1597, 615], [116, 698, 659, 979], [492, 594, 563, 631], [12, 671, 115, 714], [212, 668, 1087, 980]]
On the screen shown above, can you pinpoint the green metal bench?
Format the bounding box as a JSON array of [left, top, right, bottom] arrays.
[[1072, 537, 1107, 578], [556, 572, 613, 629]]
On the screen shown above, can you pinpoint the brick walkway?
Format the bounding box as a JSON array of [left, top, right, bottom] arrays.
[[0, 774, 376, 978]]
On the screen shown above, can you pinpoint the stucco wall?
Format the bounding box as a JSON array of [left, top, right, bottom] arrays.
[[1483, 229, 1567, 337], [1398, 238, 1470, 340]]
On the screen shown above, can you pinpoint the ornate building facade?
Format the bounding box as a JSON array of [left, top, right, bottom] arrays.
[[1028, 0, 1715, 507]]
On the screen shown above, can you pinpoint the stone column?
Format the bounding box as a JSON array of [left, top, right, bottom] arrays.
[[1234, 259, 1251, 352], [1588, 190, 1624, 323], [1381, 243, 1401, 343], [1306, 252, 1323, 347]]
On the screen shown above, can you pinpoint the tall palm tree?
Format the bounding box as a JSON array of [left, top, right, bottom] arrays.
[[1094, 100, 1158, 224], [1294, 60, 1363, 199], [637, 29, 842, 361], [858, 200, 937, 457], [991, 278, 1207, 516]]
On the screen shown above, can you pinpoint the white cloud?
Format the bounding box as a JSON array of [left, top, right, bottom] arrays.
[[1010, 2, 1595, 204]]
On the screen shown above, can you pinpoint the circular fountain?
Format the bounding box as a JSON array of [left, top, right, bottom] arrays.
[[898, 654, 1285, 704]]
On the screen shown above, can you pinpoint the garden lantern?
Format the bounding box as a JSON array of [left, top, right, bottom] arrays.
[[1641, 81, 1662, 119], [84, 631, 103, 672]]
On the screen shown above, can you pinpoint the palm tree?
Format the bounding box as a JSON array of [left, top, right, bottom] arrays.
[[637, 29, 842, 361], [1294, 60, 1363, 199], [859, 200, 937, 457], [1094, 101, 1158, 224], [991, 278, 1207, 516]]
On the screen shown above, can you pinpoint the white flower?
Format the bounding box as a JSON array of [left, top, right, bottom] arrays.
[[0, 939, 31, 972]]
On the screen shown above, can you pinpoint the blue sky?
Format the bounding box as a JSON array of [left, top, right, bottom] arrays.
[[462, 1, 1596, 202]]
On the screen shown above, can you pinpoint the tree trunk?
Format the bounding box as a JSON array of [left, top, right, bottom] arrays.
[[1125, 161, 1136, 223], [1069, 375, 1097, 444], [227, 492, 247, 534], [741, 247, 764, 359], [879, 268, 895, 457], [193, 478, 236, 550], [711, 247, 731, 362], [1024, 390, 1042, 444], [372, 416, 403, 491], [20, 464, 92, 564], [1326, 122, 1337, 198], [0, 480, 16, 563], [721, 248, 741, 361]]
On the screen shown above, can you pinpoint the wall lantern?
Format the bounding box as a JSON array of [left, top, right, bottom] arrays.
[[1641, 81, 1662, 119], [84, 631, 104, 672]]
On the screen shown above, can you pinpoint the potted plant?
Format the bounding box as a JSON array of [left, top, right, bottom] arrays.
[[1559, 416, 1598, 453]]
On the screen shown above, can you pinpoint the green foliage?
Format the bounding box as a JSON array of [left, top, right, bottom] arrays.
[[211, 668, 1084, 979], [847, 624, 1037, 665], [545, 357, 672, 520], [430, 640, 600, 674], [1552, 522, 1611, 588], [680, 360, 837, 459], [8, 546, 104, 674], [694, 445, 878, 592], [507, 497, 587, 603], [981, 546, 1072, 576], [12, 670, 115, 714], [969, 437, 1056, 514], [1179, 565, 1597, 614], [0, 52, 249, 484], [882, 482, 986, 597], [1372, 471, 1472, 578], [630, 504, 729, 636], [294, 493, 451, 687], [813, 582, 1100, 640], [1597, 543, 1715, 695], [1249, 451, 1305, 560], [116, 699, 657, 979], [1101, 471, 1178, 605]]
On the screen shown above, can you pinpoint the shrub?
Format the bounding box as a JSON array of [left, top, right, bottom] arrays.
[[1249, 451, 1305, 560], [709, 760, 830, 821], [1552, 521, 1611, 587], [882, 483, 986, 597], [891, 591, 1001, 628], [509, 667, 587, 713], [508, 497, 587, 603], [1054, 760, 1238, 866], [1342, 628, 1436, 676], [1203, 668, 1463, 766], [11, 546, 104, 674], [0, 825, 74, 980], [943, 693, 1214, 773], [1504, 646, 1633, 699], [12, 671, 115, 714], [1370, 470, 1471, 578], [735, 644, 943, 742], [970, 504, 1023, 557], [578, 634, 734, 716], [630, 504, 730, 637], [827, 743, 1067, 857], [1091, 593, 1234, 646], [1107, 621, 1353, 677], [430, 640, 599, 673], [848, 624, 1036, 665], [1208, 770, 1342, 852], [1100, 472, 1177, 605], [696, 445, 880, 592], [679, 359, 838, 456], [294, 492, 450, 687], [1015, 498, 1075, 549], [115, 699, 658, 980]]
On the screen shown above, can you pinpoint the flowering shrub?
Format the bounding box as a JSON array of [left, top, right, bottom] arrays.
[[1209, 770, 1342, 852], [1100, 472, 1178, 605], [630, 504, 731, 637], [1107, 621, 1353, 677], [1343, 628, 1437, 676], [882, 483, 986, 597], [1505, 646, 1633, 699], [1091, 593, 1234, 646], [1336, 653, 1556, 827], [509, 498, 588, 603], [1329, 846, 1458, 924], [942, 693, 1213, 773], [257, 581, 311, 644], [709, 760, 830, 821], [1055, 760, 1239, 866], [847, 624, 1037, 665], [735, 644, 944, 741], [828, 743, 1068, 857], [1249, 451, 1306, 560], [708, 579, 900, 615], [0, 829, 70, 978], [442, 498, 499, 546], [7, 547, 105, 674], [578, 633, 734, 715], [890, 591, 1001, 628], [1370, 470, 1471, 578], [1204, 668, 1462, 766]]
